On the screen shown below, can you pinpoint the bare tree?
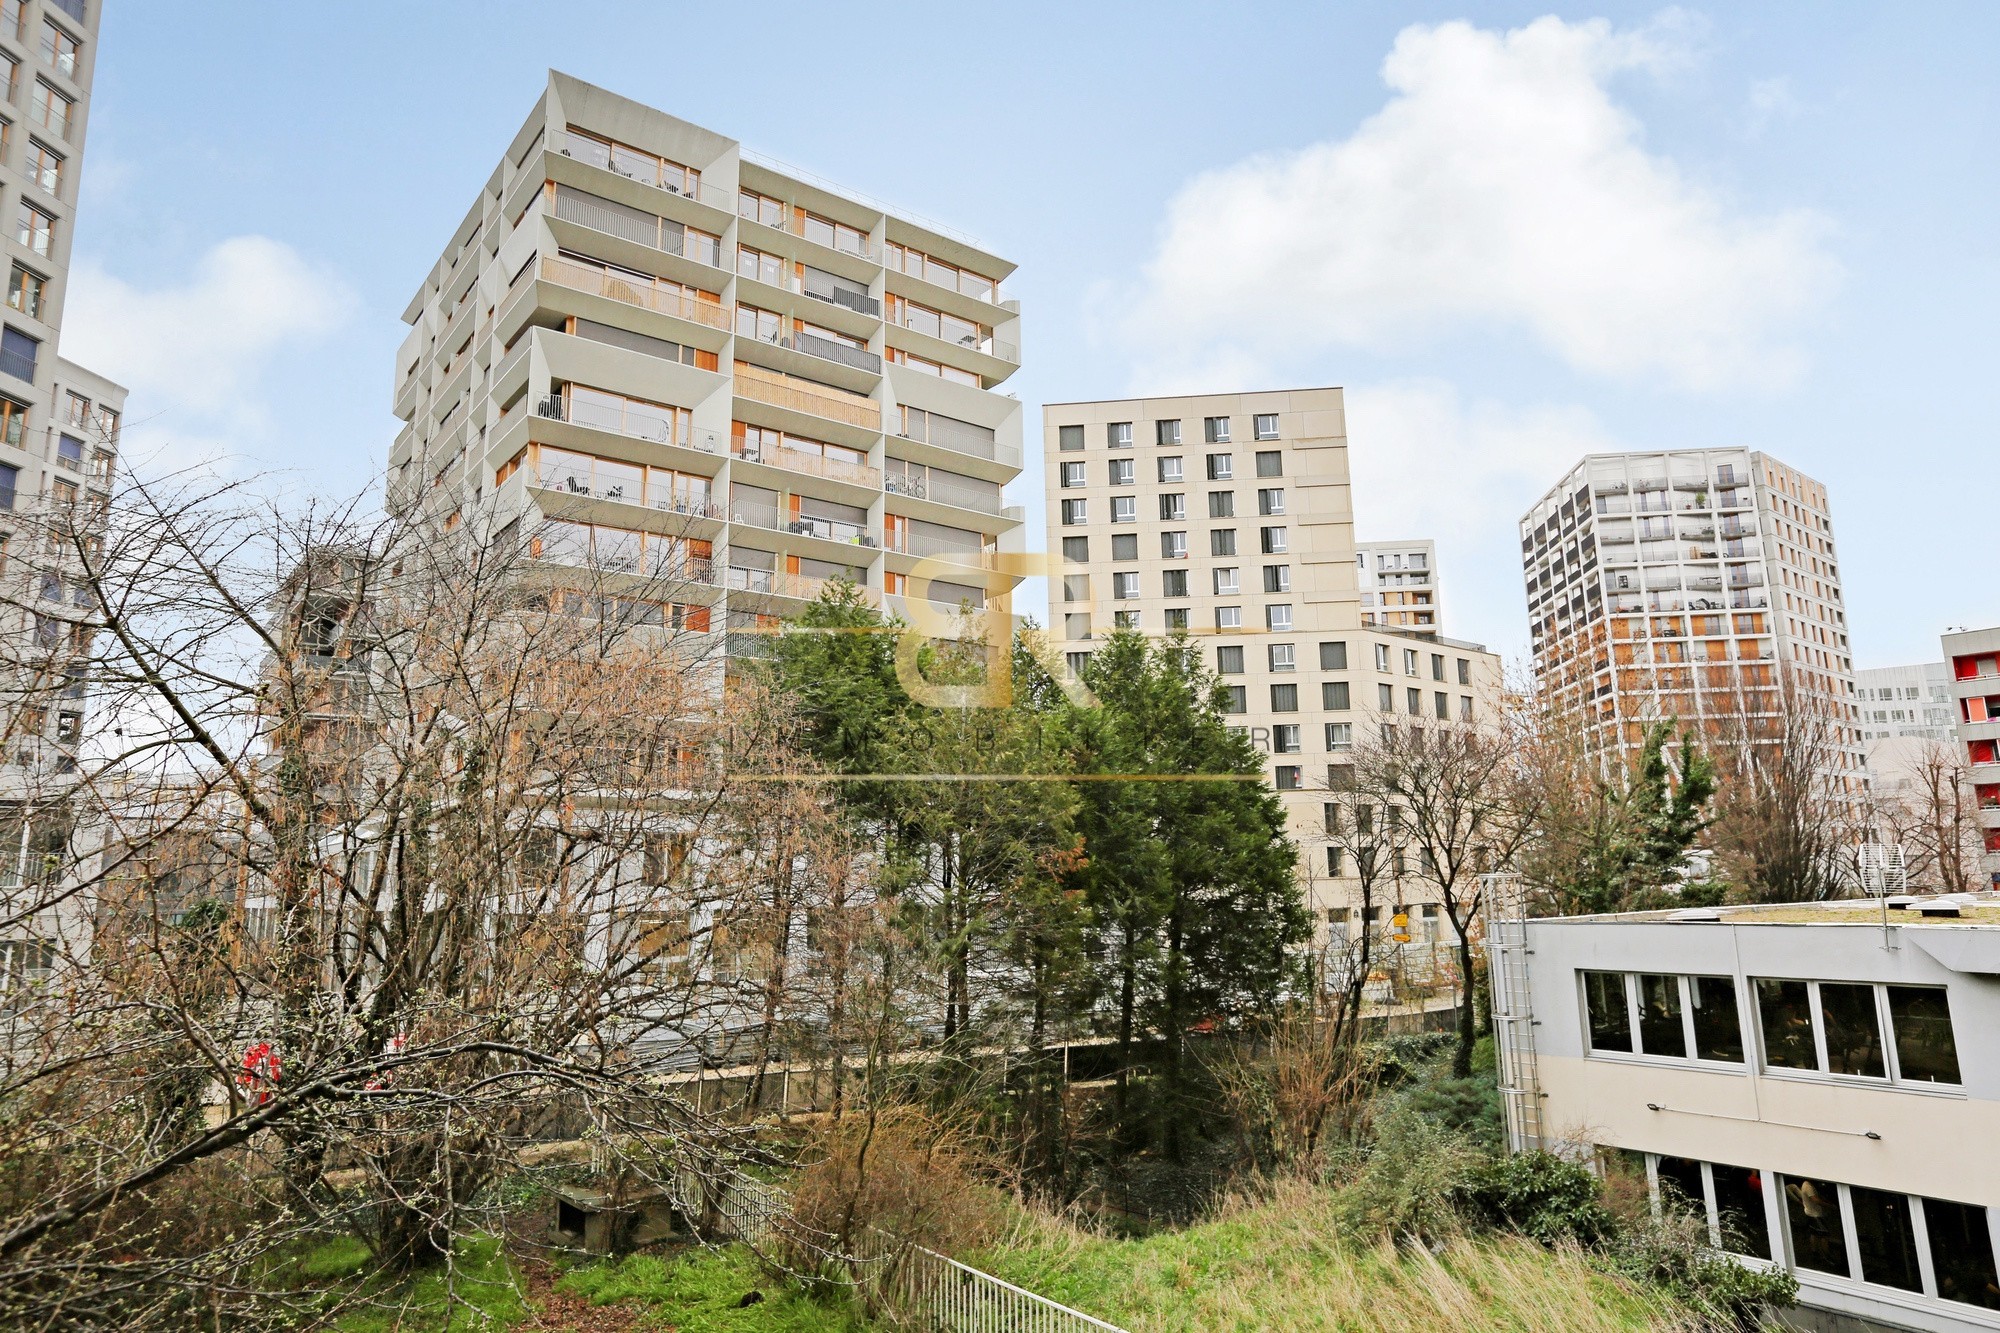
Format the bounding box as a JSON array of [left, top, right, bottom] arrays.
[[0, 471, 874, 1327], [1706, 669, 1863, 903], [1347, 718, 1535, 1077], [1862, 739, 1982, 894]]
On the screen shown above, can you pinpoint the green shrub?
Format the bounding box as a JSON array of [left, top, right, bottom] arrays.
[[1605, 1205, 1799, 1328], [1463, 1151, 1616, 1247], [1397, 1070, 1504, 1150], [1332, 1105, 1481, 1242]]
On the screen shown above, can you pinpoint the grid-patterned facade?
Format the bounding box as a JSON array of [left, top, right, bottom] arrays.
[[1522, 449, 1862, 776], [0, 0, 122, 777], [390, 73, 1023, 652], [1043, 388, 1503, 939]]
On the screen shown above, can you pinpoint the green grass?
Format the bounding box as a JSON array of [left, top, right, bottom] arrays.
[[270, 1233, 529, 1332], [558, 1244, 869, 1331], [975, 1180, 1711, 1333]]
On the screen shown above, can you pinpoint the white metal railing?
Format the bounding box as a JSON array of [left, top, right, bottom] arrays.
[[676, 1166, 1131, 1333]]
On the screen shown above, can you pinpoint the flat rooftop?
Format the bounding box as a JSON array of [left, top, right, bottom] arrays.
[[1547, 895, 2000, 928]]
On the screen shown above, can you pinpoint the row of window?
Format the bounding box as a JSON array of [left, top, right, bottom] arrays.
[[1060, 452, 1284, 487], [1056, 415, 1280, 450], [1583, 970, 1962, 1087], [1220, 689, 1472, 728], [1059, 490, 1287, 524], [1627, 1150, 2000, 1312], [1063, 530, 1291, 561]]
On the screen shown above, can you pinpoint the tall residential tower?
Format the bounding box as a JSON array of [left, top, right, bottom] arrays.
[[391, 73, 1024, 655], [1521, 449, 1861, 776]]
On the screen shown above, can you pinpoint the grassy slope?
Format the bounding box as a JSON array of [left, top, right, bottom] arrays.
[[558, 1245, 870, 1332], [976, 1183, 1708, 1333]]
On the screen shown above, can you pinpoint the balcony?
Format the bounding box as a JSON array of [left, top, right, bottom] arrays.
[[732, 361, 881, 431], [554, 129, 732, 211], [540, 255, 729, 329], [735, 441, 880, 489], [0, 347, 37, 384], [532, 391, 718, 455], [785, 516, 877, 547], [736, 319, 881, 375], [725, 567, 871, 602], [48, 0, 85, 23], [885, 471, 1002, 516]]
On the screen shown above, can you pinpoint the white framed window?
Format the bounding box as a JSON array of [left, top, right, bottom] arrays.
[[1155, 419, 1181, 445], [1204, 416, 1231, 443], [1206, 453, 1233, 480], [1161, 530, 1188, 558], [1269, 643, 1295, 671], [1159, 493, 1186, 521], [1158, 456, 1184, 483], [1060, 498, 1087, 525], [1213, 567, 1240, 595], [1216, 605, 1243, 630], [1111, 571, 1140, 600], [1374, 643, 1392, 672], [1108, 421, 1133, 448], [1111, 495, 1137, 523], [1263, 565, 1291, 593], [1059, 461, 1085, 488], [1258, 488, 1285, 516], [1325, 722, 1353, 751], [1273, 723, 1301, 753], [1260, 526, 1287, 554], [1254, 413, 1279, 440], [1109, 458, 1135, 486], [1266, 604, 1293, 632]]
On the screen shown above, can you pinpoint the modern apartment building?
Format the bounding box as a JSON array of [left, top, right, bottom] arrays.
[[1356, 539, 1438, 637], [390, 73, 1023, 661], [1494, 898, 2000, 1332], [1942, 626, 2000, 889], [1043, 388, 1503, 944], [1859, 662, 1956, 746], [0, 0, 122, 778], [1521, 449, 1862, 775]]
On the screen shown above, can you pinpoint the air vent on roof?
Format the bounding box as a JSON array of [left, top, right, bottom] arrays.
[[1918, 902, 1962, 919], [1668, 908, 1723, 923]]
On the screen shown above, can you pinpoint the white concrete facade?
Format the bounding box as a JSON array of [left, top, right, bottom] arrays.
[[1510, 904, 2000, 1331], [390, 72, 1024, 657], [1521, 449, 1862, 778], [1356, 539, 1438, 637]]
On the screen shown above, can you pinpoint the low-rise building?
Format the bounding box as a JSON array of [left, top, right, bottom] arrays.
[[1494, 898, 2000, 1331]]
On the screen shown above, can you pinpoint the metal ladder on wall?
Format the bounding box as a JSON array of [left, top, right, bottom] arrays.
[[1482, 873, 1545, 1154]]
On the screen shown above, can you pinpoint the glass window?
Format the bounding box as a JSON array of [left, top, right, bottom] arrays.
[[1378, 683, 1394, 711], [1254, 413, 1279, 440], [6, 264, 43, 319], [1326, 722, 1353, 751], [1160, 493, 1186, 521], [1059, 461, 1084, 488], [1111, 496, 1137, 523], [1820, 982, 1885, 1078], [1211, 529, 1236, 557], [1155, 419, 1181, 445], [1261, 526, 1288, 553], [1109, 458, 1135, 485], [1206, 453, 1233, 480], [1783, 1176, 1849, 1277], [1208, 491, 1234, 518], [1271, 683, 1298, 712], [1656, 1156, 1705, 1215], [1162, 569, 1187, 598], [1258, 488, 1285, 516], [1216, 646, 1244, 674], [1057, 424, 1083, 451], [1583, 971, 1632, 1053], [1255, 450, 1282, 477], [1204, 416, 1230, 442], [1924, 1198, 2000, 1309], [1222, 685, 1246, 713], [1756, 978, 1817, 1070], [1061, 536, 1088, 562], [1111, 533, 1138, 560], [1689, 976, 1743, 1062], [1322, 681, 1350, 710], [1711, 1163, 1770, 1260], [1849, 1186, 1922, 1293], [1887, 985, 1960, 1084], [1268, 643, 1295, 672], [1161, 531, 1187, 558], [1638, 975, 1685, 1057], [1107, 421, 1132, 448], [1060, 499, 1087, 525], [1320, 641, 1348, 671]]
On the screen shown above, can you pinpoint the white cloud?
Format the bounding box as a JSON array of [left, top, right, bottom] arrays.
[[1124, 14, 1838, 392], [1345, 380, 1624, 654], [1747, 76, 1803, 137], [62, 236, 357, 444]]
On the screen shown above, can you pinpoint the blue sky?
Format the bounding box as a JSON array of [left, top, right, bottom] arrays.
[[62, 2, 2000, 668]]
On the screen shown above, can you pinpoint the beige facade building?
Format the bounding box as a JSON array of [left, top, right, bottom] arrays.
[[390, 73, 1023, 657], [0, 0, 122, 780], [1042, 387, 1503, 944], [1521, 449, 1862, 776], [1497, 900, 2000, 1331]]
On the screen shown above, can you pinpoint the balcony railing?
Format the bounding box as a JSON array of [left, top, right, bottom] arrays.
[[542, 255, 730, 329], [786, 516, 876, 546], [555, 129, 732, 210], [535, 392, 712, 452], [0, 347, 36, 384], [736, 442, 881, 489], [736, 320, 881, 375], [884, 471, 1002, 515], [47, 0, 83, 22], [726, 567, 848, 601], [733, 362, 880, 430]]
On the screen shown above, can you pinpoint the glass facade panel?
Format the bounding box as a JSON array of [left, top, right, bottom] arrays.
[[1756, 978, 1816, 1070], [1925, 1198, 2000, 1309], [1656, 1155, 1704, 1214], [1689, 975, 1744, 1062], [1783, 1176, 1848, 1277], [1637, 974, 1686, 1057], [1821, 982, 1886, 1078], [1849, 1186, 1922, 1293], [1710, 1163, 1770, 1260], [1887, 985, 1960, 1085], [1583, 971, 1632, 1053]]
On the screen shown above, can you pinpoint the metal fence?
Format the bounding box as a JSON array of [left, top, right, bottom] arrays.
[[677, 1164, 1132, 1333]]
